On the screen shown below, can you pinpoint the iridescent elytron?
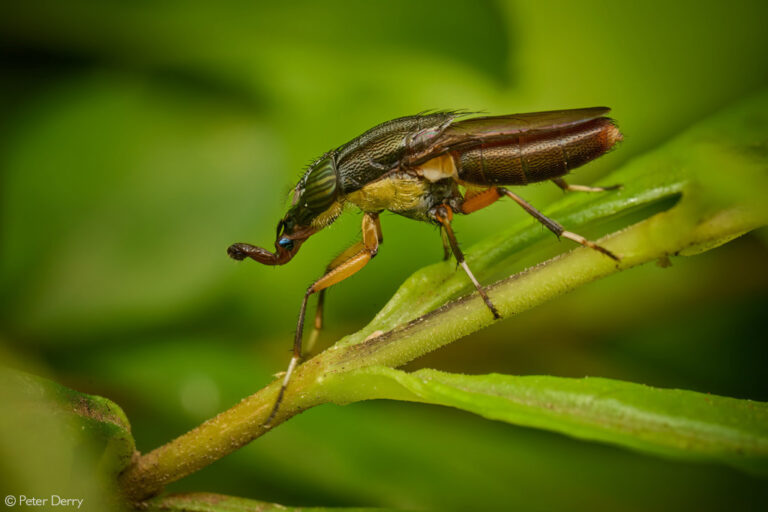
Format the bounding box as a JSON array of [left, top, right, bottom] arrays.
[[228, 107, 623, 424]]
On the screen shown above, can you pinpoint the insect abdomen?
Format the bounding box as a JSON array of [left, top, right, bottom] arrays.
[[455, 118, 622, 186]]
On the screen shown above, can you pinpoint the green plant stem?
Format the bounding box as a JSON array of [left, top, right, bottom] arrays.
[[119, 188, 763, 501]]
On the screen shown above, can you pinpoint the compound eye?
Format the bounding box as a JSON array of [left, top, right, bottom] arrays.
[[277, 237, 295, 251]]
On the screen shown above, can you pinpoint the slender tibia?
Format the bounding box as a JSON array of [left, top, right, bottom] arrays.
[[440, 226, 451, 261], [552, 177, 621, 193], [499, 188, 619, 261], [264, 290, 308, 427], [263, 213, 382, 428], [432, 205, 501, 319], [305, 289, 325, 354]]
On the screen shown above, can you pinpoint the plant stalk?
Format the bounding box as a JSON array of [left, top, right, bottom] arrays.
[[119, 192, 763, 502]]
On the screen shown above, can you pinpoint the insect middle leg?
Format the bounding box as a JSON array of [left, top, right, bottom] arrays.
[[459, 186, 618, 261], [440, 226, 451, 261], [265, 212, 382, 427], [430, 204, 501, 319]]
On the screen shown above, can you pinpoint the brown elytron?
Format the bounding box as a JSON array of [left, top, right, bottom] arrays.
[[228, 107, 623, 425]]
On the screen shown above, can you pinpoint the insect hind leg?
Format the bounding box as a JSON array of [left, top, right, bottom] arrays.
[[499, 187, 619, 261], [552, 177, 621, 193]]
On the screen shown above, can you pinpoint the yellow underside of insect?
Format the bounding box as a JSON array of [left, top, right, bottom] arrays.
[[311, 155, 467, 227], [345, 173, 430, 213], [345, 154, 460, 214]]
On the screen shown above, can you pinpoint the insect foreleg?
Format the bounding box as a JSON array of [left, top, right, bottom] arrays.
[[306, 216, 380, 353], [430, 205, 501, 319], [306, 243, 364, 354], [264, 212, 382, 427], [551, 177, 621, 193], [305, 289, 325, 354]]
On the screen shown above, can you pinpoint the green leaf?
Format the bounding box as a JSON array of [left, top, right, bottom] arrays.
[[321, 366, 768, 476], [0, 367, 135, 476], [144, 492, 394, 512], [0, 367, 135, 510]]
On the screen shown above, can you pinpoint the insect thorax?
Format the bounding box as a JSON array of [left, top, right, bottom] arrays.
[[333, 112, 458, 194]]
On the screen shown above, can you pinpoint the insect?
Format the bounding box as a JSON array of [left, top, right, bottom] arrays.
[[228, 107, 623, 425]]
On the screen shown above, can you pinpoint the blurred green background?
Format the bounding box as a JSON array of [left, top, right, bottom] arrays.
[[1, 1, 767, 510]]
